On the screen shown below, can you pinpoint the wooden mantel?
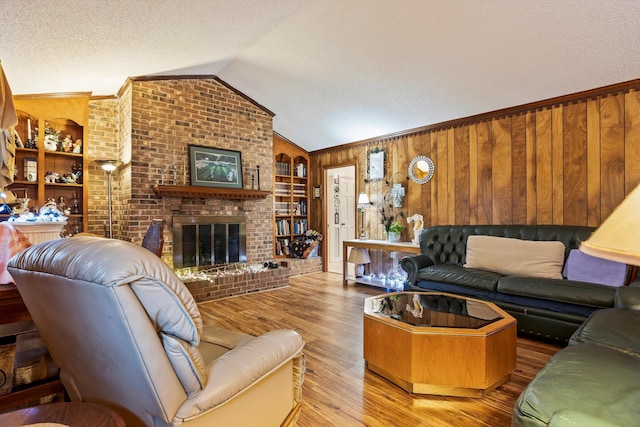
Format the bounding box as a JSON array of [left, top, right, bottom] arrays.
[[152, 185, 271, 200]]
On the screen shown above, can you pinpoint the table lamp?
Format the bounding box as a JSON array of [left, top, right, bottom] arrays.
[[357, 192, 371, 239], [580, 182, 640, 266], [348, 247, 371, 278]]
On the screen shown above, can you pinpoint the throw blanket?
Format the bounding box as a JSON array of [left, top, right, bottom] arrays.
[[0, 222, 31, 284]]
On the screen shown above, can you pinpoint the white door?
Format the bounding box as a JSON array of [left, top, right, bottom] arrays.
[[326, 166, 356, 274]]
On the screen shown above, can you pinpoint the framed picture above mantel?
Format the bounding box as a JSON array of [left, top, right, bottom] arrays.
[[188, 145, 244, 189]]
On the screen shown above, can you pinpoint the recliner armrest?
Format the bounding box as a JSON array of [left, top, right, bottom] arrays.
[[401, 254, 434, 286], [614, 286, 640, 310], [175, 329, 304, 420]]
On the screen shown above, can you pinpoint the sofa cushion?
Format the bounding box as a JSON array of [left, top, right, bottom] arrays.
[[414, 280, 600, 319], [416, 264, 502, 292], [562, 249, 630, 286], [498, 276, 616, 308], [547, 410, 620, 427], [514, 342, 640, 427], [569, 308, 640, 356], [464, 235, 566, 279]]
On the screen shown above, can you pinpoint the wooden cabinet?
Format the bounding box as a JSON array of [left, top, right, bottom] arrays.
[[8, 93, 89, 235], [273, 134, 309, 257], [0, 285, 65, 412]]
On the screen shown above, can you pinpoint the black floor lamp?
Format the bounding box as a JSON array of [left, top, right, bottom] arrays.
[[95, 159, 122, 239]]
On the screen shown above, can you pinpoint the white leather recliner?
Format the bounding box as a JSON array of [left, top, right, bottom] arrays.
[[8, 236, 305, 427]]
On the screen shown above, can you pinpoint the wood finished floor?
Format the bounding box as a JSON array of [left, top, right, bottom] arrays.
[[197, 272, 561, 427]]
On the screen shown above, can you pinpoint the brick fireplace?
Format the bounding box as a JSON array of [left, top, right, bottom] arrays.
[[114, 77, 274, 268], [86, 76, 321, 301]]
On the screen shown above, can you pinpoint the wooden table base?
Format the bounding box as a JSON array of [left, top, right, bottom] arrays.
[[0, 402, 125, 427], [364, 293, 517, 398]]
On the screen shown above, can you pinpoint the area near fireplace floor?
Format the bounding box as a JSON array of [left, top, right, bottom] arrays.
[[183, 257, 322, 302]]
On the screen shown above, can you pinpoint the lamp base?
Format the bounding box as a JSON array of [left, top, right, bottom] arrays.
[[354, 263, 366, 278]]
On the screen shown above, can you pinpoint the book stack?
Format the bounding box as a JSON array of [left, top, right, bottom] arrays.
[[276, 161, 290, 176], [293, 183, 306, 197], [294, 163, 307, 177], [275, 182, 290, 197], [276, 219, 290, 236]]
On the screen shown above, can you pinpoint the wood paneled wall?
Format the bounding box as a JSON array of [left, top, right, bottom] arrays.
[[309, 82, 640, 241]]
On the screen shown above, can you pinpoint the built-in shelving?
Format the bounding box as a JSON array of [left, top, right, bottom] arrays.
[[9, 94, 90, 235], [273, 135, 310, 257]]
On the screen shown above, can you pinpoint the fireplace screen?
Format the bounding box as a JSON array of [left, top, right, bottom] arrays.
[[173, 215, 246, 268]]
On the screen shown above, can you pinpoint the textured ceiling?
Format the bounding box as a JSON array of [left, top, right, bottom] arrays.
[[1, 0, 639, 152]]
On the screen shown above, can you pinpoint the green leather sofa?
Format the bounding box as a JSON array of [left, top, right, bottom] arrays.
[[401, 225, 640, 342], [513, 286, 640, 426]]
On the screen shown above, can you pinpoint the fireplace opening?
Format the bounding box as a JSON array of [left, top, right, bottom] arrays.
[[173, 215, 246, 268]]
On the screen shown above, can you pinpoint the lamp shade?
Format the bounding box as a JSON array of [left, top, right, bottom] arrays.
[[580, 183, 640, 266], [348, 247, 371, 264], [357, 192, 370, 207], [95, 159, 122, 172]]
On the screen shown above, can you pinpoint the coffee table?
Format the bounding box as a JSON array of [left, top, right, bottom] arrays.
[[363, 292, 516, 398]]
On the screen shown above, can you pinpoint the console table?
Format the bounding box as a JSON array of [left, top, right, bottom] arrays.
[[342, 239, 420, 288]]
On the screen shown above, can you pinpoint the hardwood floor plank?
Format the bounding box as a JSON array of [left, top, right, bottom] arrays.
[[197, 272, 561, 427]]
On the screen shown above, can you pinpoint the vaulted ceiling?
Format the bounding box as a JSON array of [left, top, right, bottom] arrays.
[[1, 0, 639, 152]]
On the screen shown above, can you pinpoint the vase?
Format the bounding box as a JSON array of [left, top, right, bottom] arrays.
[[387, 231, 400, 242]]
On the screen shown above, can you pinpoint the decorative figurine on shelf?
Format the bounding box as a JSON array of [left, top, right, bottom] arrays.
[[44, 171, 60, 183], [73, 139, 82, 154], [61, 171, 81, 184], [25, 122, 37, 149], [42, 198, 58, 211], [44, 126, 60, 151], [24, 135, 37, 149], [13, 128, 24, 148], [58, 196, 71, 216], [0, 191, 12, 214], [72, 161, 83, 184], [12, 189, 30, 215], [69, 193, 80, 215], [62, 135, 73, 152], [407, 213, 424, 245]]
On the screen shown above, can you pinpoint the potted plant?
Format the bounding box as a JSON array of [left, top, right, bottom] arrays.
[[386, 221, 405, 242], [379, 194, 405, 241]]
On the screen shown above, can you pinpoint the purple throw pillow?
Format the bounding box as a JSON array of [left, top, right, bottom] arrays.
[[562, 249, 629, 287]]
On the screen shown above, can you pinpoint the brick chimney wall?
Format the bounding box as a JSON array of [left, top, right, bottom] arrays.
[[88, 78, 275, 268]]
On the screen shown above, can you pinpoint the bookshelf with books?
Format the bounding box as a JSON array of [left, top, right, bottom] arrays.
[[273, 134, 309, 258]]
